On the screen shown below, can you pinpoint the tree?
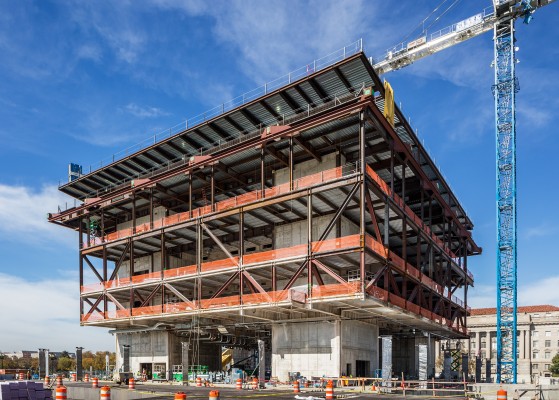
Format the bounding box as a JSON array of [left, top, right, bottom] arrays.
[[82, 351, 95, 371], [549, 353, 559, 376], [57, 357, 75, 372]]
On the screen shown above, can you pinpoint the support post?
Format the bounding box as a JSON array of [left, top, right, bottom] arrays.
[[261, 146, 266, 197], [307, 192, 313, 299], [258, 340, 265, 388], [289, 137, 294, 190], [211, 165, 215, 211], [181, 342, 190, 386], [359, 110, 366, 292], [188, 173, 193, 218]]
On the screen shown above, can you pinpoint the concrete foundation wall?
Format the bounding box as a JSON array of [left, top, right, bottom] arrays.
[[272, 320, 378, 381], [272, 321, 340, 381], [341, 320, 379, 376], [115, 331, 169, 374]]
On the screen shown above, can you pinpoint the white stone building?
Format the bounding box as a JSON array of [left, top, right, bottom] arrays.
[[436, 305, 559, 383]]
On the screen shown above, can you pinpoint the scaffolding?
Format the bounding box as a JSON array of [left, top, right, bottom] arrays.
[[49, 51, 480, 342]]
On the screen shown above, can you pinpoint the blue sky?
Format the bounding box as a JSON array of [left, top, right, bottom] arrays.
[[0, 0, 557, 351]]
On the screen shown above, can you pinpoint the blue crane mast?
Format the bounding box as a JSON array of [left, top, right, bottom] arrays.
[[373, 0, 555, 383]]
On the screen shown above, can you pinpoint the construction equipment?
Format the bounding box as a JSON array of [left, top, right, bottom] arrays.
[[371, 0, 556, 383]]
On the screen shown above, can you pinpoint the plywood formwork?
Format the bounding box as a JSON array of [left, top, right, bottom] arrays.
[[49, 52, 481, 353]]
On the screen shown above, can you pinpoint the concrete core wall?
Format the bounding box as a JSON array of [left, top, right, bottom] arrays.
[[272, 320, 378, 381], [116, 331, 169, 374], [116, 331, 221, 375], [391, 336, 436, 379]]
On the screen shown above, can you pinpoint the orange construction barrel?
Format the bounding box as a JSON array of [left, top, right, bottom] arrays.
[[84, 373, 90, 382], [18, 372, 24, 380], [55, 386, 67, 400], [325, 380, 334, 400], [235, 378, 243, 390], [209, 390, 220, 400], [497, 388, 508, 400], [252, 377, 258, 390], [100, 385, 111, 400], [174, 392, 187, 400], [56, 375, 63, 387], [128, 377, 135, 390], [196, 377, 202, 387], [92, 377, 99, 388], [71, 373, 77, 382], [293, 380, 300, 393]]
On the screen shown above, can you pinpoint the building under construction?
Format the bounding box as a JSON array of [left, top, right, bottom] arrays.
[[48, 45, 481, 382]]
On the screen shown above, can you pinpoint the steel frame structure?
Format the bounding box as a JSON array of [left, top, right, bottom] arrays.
[[494, 18, 518, 384], [49, 53, 480, 349]]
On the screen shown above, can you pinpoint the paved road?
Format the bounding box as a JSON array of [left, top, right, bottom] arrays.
[[61, 381, 470, 399]]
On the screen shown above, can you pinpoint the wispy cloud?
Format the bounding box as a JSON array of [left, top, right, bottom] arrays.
[[0, 183, 75, 247], [524, 222, 559, 239], [124, 103, 170, 118], [0, 272, 112, 351], [76, 44, 103, 62], [469, 275, 559, 310], [519, 276, 559, 306], [468, 284, 496, 308]]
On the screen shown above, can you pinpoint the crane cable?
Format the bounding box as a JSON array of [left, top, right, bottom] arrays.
[[423, 0, 464, 35], [398, 0, 451, 45], [397, 0, 463, 47]]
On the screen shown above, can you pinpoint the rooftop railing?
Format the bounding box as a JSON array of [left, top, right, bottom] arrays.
[[62, 39, 364, 187]]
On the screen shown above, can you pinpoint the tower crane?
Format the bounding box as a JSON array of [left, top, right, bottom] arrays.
[[371, 0, 556, 383]]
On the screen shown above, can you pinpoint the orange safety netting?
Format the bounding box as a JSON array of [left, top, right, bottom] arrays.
[[365, 234, 459, 300], [368, 286, 388, 301], [132, 305, 163, 316], [243, 244, 307, 265], [264, 182, 291, 198], [105, 309, 131, 319], [201, 257, 238, 273], [200, 295, 240, 309], [81, 312, 104, 322], [365, 166, 460, 260], [104, 277, 131, 289], [81, 282, 104, 294], [163, 264, 197, 279], [367, 288, 465, 333], [388, 293, 406, 309], [83, 166, 348, 248], [311, 282, 360, 298], [270, 290, 290, 302], [407, 302, 420, 315], [311, 234, 360, 253], [364, 235, 388, 258], [135, 222, 151, 234], [163, 301, 195, 313], [131, 271, 162, 284], [240, 292, 273, 305]]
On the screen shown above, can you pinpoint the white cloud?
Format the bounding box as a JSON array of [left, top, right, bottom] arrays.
[[0, 273, 112, 352], [524, 222, 558, 239], [469, 276, 559, 310], [0, 184, 75, 247], [76, 44, 103, 62], [124, 103, 170, 118], [151, 0, 380, 84], [519, 276, 559, 306], [468, 284, 496, 308]]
